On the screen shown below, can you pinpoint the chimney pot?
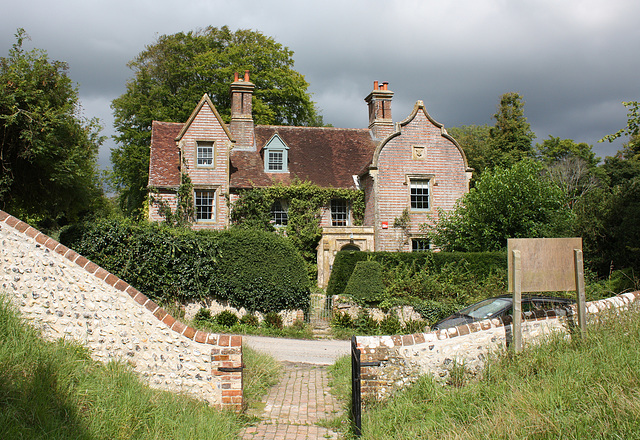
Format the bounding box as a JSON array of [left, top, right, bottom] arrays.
[[373, 80, 379, 90], [383, 81, 389, 90], [244, 70, 250, 82], [234, 71, 239, 82]]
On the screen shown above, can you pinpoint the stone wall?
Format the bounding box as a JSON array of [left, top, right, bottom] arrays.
[[355, 291, 640, 402], [0, 210, 243, 411]]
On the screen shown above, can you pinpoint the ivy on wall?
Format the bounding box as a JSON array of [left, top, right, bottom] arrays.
[[229, 179, 365, 264]]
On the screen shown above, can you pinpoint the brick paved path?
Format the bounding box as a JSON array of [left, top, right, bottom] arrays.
[[240, 363, 343, 440]]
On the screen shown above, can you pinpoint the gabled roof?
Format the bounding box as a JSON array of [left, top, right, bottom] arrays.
[[176, 94, 233, 142], [229, 126, 376, 189], [149, 121, 183, 187]]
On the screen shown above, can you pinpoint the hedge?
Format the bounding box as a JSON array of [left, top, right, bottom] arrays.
[[326, 250, 507, 296], [343, 261, 385, 305], [59, 219, 310, 313]]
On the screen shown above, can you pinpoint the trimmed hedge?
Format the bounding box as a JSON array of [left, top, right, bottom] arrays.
[[327, 250, 507, 296], [59, 219, 310, 313], [343, 261, 385, 305]]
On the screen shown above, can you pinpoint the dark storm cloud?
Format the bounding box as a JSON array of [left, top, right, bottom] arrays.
[[2, 0, 638, 168]]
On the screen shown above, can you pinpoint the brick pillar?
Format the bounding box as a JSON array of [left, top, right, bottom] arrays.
[[364, 81, 394, 140], [211, 335, 244, 411], [229, 70, 255, 150]]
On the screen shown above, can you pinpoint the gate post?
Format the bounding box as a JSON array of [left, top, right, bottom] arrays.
[[351, 335, 362, 437]]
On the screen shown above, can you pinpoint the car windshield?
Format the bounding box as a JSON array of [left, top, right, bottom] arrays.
[[458, 298, 512, 320]]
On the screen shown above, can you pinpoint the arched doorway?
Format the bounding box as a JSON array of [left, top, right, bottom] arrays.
[[341, 244, 360, 252]]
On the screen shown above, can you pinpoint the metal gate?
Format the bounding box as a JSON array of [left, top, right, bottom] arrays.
[[351, 335, 363, 436], [308, 293, 333, 324]]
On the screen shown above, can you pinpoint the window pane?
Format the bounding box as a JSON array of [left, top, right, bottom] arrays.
[[410, 179, 430, 210], [195, 190, 215, 220], [412, 238, 430, 252], [271, 200, 288, 225], [268, 151, 283, 171], [331, 199, 349, 226], [197, 142, 214, 166]]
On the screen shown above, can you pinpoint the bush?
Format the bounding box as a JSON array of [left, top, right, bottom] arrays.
[[379, 312, 402, 335], [327, 250, 506, 296], [263, 312, 283, 330], [193, 308, 213, 325], [331, 311, 353, 329], [343, 260, 385, 305], [214, 310, 238, 327], [239, 313, 259, 327], [59, 219, 310, 314]]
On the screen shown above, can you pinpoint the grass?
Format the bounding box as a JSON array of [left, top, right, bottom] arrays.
[[329, 304, 640, 439], [242, 346, 282, 411], [0, 294, 282, 440]]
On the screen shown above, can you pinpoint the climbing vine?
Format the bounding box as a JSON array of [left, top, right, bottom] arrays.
[[149, 158, 195, 227], [229, 179, 365, 265]]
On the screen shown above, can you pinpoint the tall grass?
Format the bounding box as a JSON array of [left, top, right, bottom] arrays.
[[337, 305, 640, 439], [0, 295, 244, 439], [242, 346, 282, 410]]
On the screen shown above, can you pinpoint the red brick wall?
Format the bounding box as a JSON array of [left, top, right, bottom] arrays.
[[374, 106, 469, 252], [148, 190, 178, 223], [181, 103, 232, 230]]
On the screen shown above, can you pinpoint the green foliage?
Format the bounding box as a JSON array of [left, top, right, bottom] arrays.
[[230, 180, 365, 264], [0, 29, 105, 226], [601, 101, 640, 144], [149, 164, 195, 227], [447, 124, 492, 180], [379, 312, 402, 335], [59, 219, 310, 313], [327, 250, 506, 297], [428, 159, 573, 252], [111, 26, 322, 218], [193, 308, 213, 325], [343, 261, 385, 305], [537, 136, 599, 167], [239, 313, 259, 327], [0, 295, 242, 440], [263, 312, 283, 330], [214, 310, 238, 327], [331, 311, 354, 329], [487, 92, 536, 168]]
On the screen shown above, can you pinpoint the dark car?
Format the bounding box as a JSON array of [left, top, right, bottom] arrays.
[[431, 295, 575, 331]]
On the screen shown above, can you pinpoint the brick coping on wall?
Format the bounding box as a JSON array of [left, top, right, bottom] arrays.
[[358, 290, 640, 350], [0, 210, 241, 349]]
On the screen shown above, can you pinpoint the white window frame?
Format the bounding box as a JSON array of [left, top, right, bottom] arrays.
[[270, 199, 288, 226], [196, 140, 215, 167], [330, 199, 350, 226], [407, 175, 433, 212], [194, 189, 216, 222], [263, 134, 289, 173], [411, 238, 430, 252]]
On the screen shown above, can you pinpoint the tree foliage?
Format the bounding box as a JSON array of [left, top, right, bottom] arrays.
[[0, 29, 104, 226], [447, 124, 492, 180], [111, 26, 322, 218], [487, 92, 536, 168], [427, 160, 573, 252]]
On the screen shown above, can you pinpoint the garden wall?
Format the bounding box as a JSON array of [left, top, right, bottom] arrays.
[[355, 291, 640, 402], [0, 210, 243, 411]]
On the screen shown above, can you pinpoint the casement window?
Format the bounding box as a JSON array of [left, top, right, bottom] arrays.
[[271, 200, 288, 226], [263, 134, 289, 173], [195, 190, 215, 221], [412, 238, 430, 252], [410, 178, 430, 211], [196, 141, 214, 167], [330, 199, 349, 226]]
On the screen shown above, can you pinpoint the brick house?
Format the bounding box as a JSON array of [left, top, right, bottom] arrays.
[[148, 72, 472, 287]]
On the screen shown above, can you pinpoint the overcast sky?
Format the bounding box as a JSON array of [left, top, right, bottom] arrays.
[[3, 0, 639, 169]]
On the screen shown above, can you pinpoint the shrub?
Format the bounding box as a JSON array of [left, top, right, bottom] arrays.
[[59, 219, 310, 314], [239, 313, 259, 327], [331, 311, 353, 329], [215, 310, 238, 328], [343, 260, 384, 305], [263, 312, 283, 330], [379, 312, 402, 335], [193, 308, 213, 325], [354, 309, 378, 333]]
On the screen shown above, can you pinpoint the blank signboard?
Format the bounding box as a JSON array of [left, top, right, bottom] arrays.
[[507, 238, 583, 293]]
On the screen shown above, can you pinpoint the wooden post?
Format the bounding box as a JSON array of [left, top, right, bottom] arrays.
[[512, 250, 522, 353], [574, 249, 587, 336]]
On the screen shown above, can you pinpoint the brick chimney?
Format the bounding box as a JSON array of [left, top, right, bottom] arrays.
[[365, 81, 394, 140], [229, 70, 255, 150]]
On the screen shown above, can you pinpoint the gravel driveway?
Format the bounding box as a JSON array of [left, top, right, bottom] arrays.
[[242, 335, 350, 365]]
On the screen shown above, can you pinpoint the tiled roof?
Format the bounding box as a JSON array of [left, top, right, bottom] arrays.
[[149, 121, 183, 187], [229, 126, 376, 189]]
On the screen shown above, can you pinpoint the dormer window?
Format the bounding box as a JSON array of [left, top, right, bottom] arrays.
[[263, 133, 289, 173]]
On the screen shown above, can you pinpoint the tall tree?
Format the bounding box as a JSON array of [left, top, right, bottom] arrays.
[[111, 26, 322, 218], [447, 124, 492, 180], [0, 29, 104, 226], [487, 92, 535, 168]]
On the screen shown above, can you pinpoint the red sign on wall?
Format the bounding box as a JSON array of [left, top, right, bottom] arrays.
[[381, 221, 388, 229]]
